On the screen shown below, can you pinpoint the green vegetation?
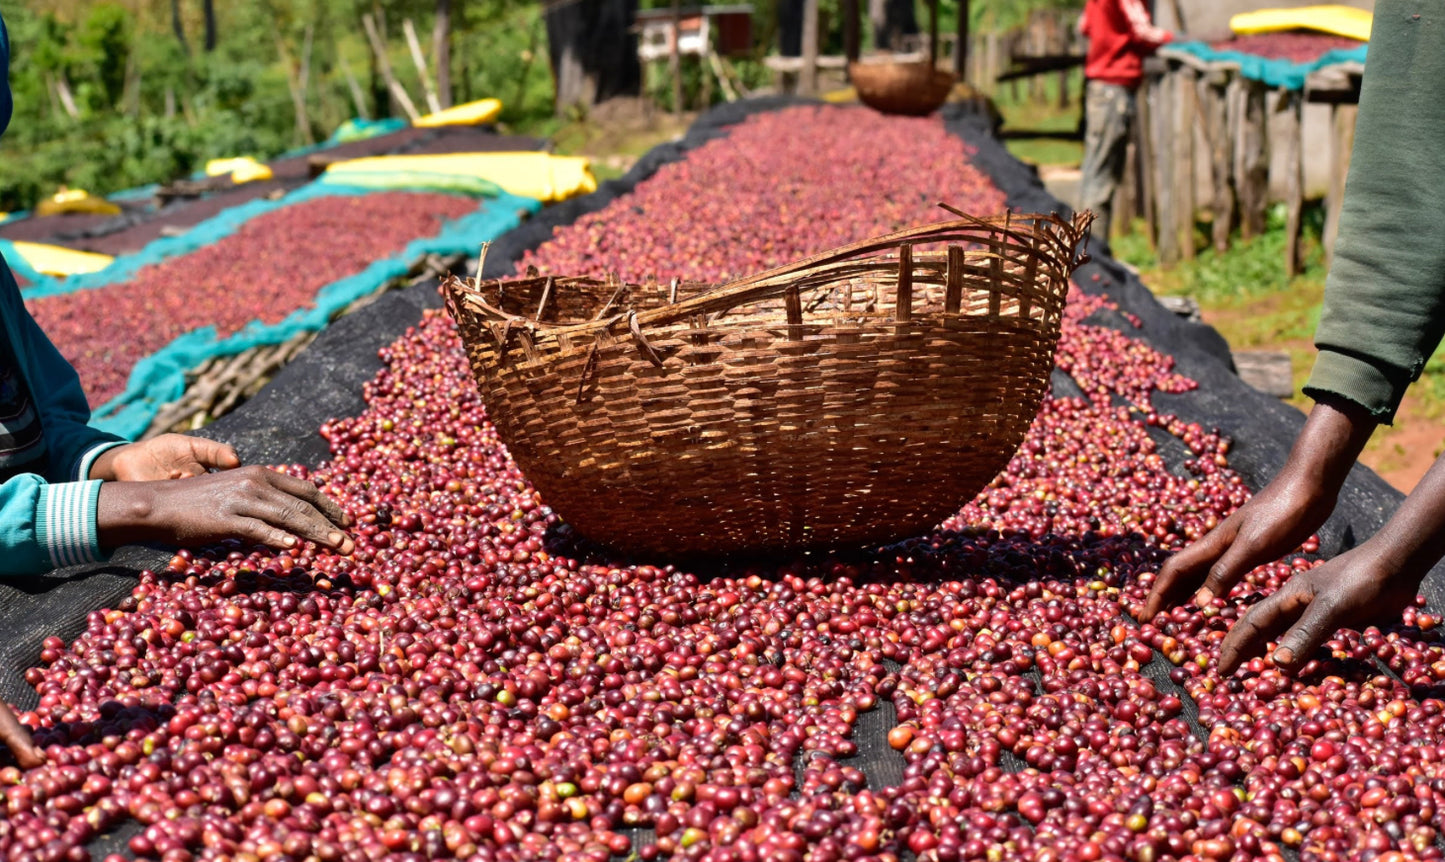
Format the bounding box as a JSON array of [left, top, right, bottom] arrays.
[[1116, 206, 1445, 489], [989, 67, 1085, 167], [0, 0, 1087, 212], [0, 1, 557, 212]]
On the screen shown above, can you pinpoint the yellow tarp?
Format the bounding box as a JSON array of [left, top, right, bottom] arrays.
[[1230, 5, 1373, 42], [205, 157, 275, 184], [10, 241, 114, 277], [34, 189, 121, 218], [414, 98, 504, 128], [324, 152, 598, 203]]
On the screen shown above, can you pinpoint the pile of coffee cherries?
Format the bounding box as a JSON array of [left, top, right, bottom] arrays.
[[2, 106, 1440, 862], [26, 192, 479, 407], [1207, 32, 1365, 63]]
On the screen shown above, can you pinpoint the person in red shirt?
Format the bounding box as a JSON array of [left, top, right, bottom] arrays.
[[1079, 0, 1173, 243]]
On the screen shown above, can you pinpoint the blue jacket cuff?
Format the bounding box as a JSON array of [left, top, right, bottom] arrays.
[[35, 480, 106, 569], [74, 441, 126, 482]]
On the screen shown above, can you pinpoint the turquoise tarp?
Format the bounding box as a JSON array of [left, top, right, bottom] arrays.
[[1167, 40, 1368, 90], [88, 190, 540, 439], [19, 175, 503, 299]]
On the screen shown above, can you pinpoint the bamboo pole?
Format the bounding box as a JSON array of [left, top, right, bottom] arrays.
[[403, 18, 443, 114], [361, 12, 421, 122]]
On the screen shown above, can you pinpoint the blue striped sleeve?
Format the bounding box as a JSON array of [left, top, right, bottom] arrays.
[[34, 480, 105, 569], [74, 441, 125, 481]]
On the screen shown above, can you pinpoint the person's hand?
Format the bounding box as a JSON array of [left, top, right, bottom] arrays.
[[1141, 469, 1338, 620], [97, 466, 354, 555], [1217, 543, 1421, 675], [1141, 399, 1376, 622], [0, 702, 43, 769], [90, 434, 241, 482]]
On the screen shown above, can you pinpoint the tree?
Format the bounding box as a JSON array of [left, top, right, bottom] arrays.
[[203, 0, 217, 52], [171, 0, 189, 55], [543, 0, 641, 116]]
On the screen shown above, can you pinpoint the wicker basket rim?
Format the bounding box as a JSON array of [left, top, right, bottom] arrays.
[[451, 208, 1091, 337]]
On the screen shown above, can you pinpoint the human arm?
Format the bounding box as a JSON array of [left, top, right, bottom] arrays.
[[1217, 450, 1445, 674], [1144, 0, 1445, 623], [1141, 398, 1375, 620], [1119, 0, 1172, 49], [95, 466, 354, 555], [1303, 0, 1445, 422]]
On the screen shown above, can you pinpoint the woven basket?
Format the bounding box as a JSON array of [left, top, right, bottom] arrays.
[[849, 59, 956, 116], [444, 209, 1092, 557]]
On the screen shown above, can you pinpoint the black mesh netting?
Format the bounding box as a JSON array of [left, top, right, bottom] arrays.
[[0, 96, 1427, 859]]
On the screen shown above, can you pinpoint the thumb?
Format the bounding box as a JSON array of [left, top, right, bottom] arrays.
[[190, 438, 242, 471]]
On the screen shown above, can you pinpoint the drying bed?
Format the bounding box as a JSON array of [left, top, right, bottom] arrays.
[[0, 99, 1439, 862], [0, 127, 542, 257]]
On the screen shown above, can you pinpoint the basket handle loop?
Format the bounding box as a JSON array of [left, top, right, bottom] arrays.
[[628, 312, 666, 368]]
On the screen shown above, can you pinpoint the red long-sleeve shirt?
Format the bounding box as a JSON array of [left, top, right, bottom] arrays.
[[1082, 0, 1173, 88]]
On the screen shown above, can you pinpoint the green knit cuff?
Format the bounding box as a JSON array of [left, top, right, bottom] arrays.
[[1302, 349, 1406, 425]]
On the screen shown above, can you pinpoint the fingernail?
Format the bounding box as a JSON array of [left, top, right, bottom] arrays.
[[1273, 648, 1293, 665], [329, 532, 345, 546], [284, 536, 297, 547], [1193, 587, 1214, 607]]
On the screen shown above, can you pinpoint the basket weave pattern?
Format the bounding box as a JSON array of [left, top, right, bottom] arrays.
[[445, 211, 1092, 556], [849, 60, 957, 116]]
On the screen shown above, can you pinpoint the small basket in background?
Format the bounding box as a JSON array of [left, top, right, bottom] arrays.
[[848, 59, 956, 116]]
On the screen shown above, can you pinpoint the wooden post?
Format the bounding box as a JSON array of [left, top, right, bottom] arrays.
[[1281, 91, 1305, 277], [928, 0, 940, 68], [1136, 73, 1157, 250], [699, 19, 714, 108], [1234, 78, 1269, 240], [955, 0, 969, 80], [1028, 14, 1044, 103], [671, 0, 685, 115], [1323, 103, 1358, 265], [1152, 70, 1179, 264], [801, 0, 820, 95], [1054, 13, 1070, 108], [1206, 72, 1235, 253], [844, 0, 861, 64], [1176, 66, 1198, 262]]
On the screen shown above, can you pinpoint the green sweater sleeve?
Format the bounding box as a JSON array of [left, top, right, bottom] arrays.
[[1304, 0, 1445, 424]]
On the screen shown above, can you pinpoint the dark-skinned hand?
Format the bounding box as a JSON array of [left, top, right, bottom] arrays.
[[1142, 469, 1340, 621], [1217, 542, 1422, 675], [0, 702, 43, 769], [90, 434, 241, 482], [1214, 423, 1445, 676], [1142, 399, 1376, 622], [96, 465, 354, 555]]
